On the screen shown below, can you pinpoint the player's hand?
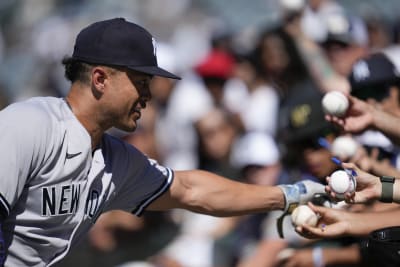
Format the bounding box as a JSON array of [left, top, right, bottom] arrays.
[[279, 180, 326, 214], [326, 162, 380, 204], [295, 202, 352, 239], [325, 95, 375, 134]]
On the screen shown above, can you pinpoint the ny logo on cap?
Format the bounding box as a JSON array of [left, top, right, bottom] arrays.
[[152, 37, 157, 57], [353, 60, 370, 81]]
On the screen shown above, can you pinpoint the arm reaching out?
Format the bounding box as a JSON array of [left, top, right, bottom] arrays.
[[148, 170, 326, 217], [326, 95, 400, 145], [326, 161, 400, 204]]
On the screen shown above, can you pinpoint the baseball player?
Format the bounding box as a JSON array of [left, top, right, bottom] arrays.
[[0, 18, 325, 266]]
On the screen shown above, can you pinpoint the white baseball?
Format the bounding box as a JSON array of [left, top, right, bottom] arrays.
[[329, 170, 356, 199], [322, 91, 349, 117], [331, 136, 359, 159], [291, 205, 319, 227]]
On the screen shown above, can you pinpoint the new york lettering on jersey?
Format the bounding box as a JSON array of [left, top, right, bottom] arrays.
[[41, 182, 103, 218]]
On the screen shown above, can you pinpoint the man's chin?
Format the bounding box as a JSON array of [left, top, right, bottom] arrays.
[[115, 123, 138, 133]]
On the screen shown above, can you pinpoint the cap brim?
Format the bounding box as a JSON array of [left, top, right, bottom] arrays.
[[127, 65, 181, 80]]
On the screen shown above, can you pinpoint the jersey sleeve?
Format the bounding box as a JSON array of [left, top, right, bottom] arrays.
[[130, 159, 174, 216], [103, 137, 174, 216], [0, 102, 50, 219]]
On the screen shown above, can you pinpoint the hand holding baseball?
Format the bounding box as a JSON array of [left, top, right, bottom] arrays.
[[328, 170, 356, 200], [324, 95, 375, 134], [294, 202, 353, 239], [326, 162, 381, 204]]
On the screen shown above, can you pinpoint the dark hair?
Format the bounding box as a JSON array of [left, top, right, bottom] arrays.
[[61, 57, 94, 84], [254, 26, 310, 95]]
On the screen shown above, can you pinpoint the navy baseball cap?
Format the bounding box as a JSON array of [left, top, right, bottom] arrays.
[[349, 49, 400, 101], [72, 18, 181, 80], [279, 82, 336, 145]]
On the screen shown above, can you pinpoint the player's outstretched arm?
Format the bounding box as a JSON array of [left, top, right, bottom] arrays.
[[148, 170, 325, 217]]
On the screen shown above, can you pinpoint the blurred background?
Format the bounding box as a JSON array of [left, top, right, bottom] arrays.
[[0, 0, 399, 102], [2, 0, 400, 267]]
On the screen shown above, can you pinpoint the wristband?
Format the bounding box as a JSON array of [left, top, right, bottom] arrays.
[[380, 176, 395, 203], [312, 247, 324, 267]]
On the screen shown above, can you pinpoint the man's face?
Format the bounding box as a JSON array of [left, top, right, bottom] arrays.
[[294, 135, 338, 181], [303, 145, 337, 181], [103, 68, 152, 132]]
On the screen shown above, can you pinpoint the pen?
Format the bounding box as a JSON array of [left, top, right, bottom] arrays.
[[331, 157, 357, 176]]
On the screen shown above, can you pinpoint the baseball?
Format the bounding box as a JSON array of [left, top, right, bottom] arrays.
[[321, 91, 349, 117], [291, 205, 319, 227], [331, 136, 359, 159], [329, 170, 356, 199]]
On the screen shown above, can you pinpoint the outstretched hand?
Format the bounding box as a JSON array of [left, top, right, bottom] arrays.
[[294, 202, 352, 239], [326, 162, 381, 204], [325, 95, 375, 134]]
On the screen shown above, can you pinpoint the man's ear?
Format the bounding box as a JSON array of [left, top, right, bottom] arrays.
[[91, 67, 107, 99]]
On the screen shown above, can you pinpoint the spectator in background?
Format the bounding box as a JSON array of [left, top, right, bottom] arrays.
[[149, 107, 241, 267], [194, 108, 241, 179], [320, 12, 369, 79], [253, 25, 331, 162], [255, 25, 310, 98], [151, 42, 213, 170], [148, 42, 194, 169], [391, 18, 400, 45], [228, 46, 280, 136], [238, 87, 362, 267], [347, 45, 400, 174], [213, 132, 282, 267], [280, 0, 351, 94], [363, 13, 392, 51], [194, 48, 236, 108]]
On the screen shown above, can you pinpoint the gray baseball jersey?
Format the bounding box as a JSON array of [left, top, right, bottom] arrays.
[[0, 97, 173, 266]]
